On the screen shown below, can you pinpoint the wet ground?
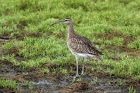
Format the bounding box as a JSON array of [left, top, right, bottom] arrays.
[[0, 59, 140, 93], [0, 31, 140, 93]]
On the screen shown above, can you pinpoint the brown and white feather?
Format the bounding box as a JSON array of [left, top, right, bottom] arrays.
[[66, 19, 103, 60]]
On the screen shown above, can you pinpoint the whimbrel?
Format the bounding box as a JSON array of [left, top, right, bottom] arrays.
[[51, 18, 103, 78]]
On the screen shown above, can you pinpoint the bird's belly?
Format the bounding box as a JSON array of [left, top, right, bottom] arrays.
[[69, 48, 94, 58], [77, 53, 94, 58], [68, 44, 94, 58], [68, 47, 76, 55]]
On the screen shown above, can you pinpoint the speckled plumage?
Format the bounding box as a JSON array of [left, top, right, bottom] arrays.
[[67, 34, 103, 59], [51, 18, 103, 78], [66, 18, 102, 60]]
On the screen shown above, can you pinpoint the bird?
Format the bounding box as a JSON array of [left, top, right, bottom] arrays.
[[50, 18, 103, 78]]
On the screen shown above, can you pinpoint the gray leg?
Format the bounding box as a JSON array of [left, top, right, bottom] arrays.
[[81, 57, 84, 75], [74, 56, 80, 78]]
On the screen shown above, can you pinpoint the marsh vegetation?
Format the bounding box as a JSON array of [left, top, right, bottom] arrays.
[[0, 0, 140, 92]]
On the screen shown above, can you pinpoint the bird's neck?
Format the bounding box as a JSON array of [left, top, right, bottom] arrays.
[[68, 23, 76, 38]]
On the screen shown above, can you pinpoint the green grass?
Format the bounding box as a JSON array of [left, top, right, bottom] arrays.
[[0, 78, 17, 89], [0, 0, 140, 89], [128, 86, 136, 93]]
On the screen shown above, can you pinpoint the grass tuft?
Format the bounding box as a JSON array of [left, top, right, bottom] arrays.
[[0, 0, 140, 89], [0, 78, 17, 89]]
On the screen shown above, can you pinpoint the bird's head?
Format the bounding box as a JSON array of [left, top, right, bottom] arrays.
[[50, 18, 72, 26]]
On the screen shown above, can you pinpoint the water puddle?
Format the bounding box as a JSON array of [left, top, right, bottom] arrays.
[[15, 76, 133, 93], [0, 60, 139, 93]]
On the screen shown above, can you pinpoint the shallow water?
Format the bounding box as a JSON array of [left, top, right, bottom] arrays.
[[0, 60, 140, 93], [15, 76, 130, 93]]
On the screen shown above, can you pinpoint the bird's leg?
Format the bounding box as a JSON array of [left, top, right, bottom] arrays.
[[81, 57, 85, 75], [74, 56, 80, 78]]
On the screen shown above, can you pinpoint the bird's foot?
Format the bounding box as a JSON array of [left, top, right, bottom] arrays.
[[74, 74, 80, 78], [81, 72, 84, 76], [73, 74, 80, 80]]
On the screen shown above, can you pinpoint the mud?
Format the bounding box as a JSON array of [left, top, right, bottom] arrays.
[[0, 31, 140, 93], [0, 59, 140, 93]]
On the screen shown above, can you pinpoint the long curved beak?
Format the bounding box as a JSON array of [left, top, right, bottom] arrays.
[[50, 20, 65, 26]]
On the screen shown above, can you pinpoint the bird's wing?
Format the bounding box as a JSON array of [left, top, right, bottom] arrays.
[[80, 36, 103, 55], [69, 35, 103, 55]]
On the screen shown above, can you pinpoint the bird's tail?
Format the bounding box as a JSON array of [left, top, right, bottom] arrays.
[[96, 55, 103, 61]]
